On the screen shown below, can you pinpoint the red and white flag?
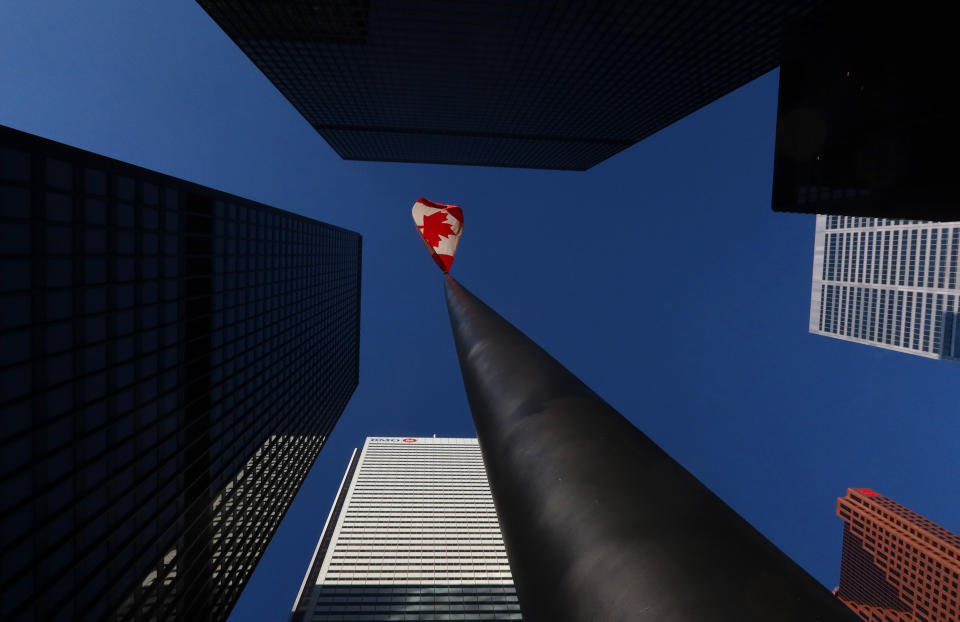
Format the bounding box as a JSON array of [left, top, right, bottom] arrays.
[[412, 197, 463, 273]]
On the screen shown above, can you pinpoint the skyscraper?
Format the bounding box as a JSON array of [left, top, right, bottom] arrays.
[[809, 215, 960, 360], [834, 488, 960, 622], [772, 3, 956, 222], [196, 1, 822, 170], [0, 124, 361, 622], [290, 437, 523, 622]]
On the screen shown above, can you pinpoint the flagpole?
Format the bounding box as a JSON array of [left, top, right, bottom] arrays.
[[444, 275, 856, 621]]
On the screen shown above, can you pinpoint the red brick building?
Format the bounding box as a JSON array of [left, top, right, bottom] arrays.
[[835, 488, 960, 622]]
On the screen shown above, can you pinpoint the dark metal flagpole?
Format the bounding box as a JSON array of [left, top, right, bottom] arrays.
[[444, 275, 856, 622]]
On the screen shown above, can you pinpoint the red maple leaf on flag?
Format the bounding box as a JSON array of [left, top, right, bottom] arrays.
[[419, 211, 456, 247]]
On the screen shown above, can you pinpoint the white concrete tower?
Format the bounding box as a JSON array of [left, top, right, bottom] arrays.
[[810, 215, 960, 360], [290, 437, 522, 622]]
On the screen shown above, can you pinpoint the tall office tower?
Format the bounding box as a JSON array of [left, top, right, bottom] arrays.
[[834, 488, 960, 622], [772, 3, 956, 222], [290, 437, 523, 622], [196, 1, 822, 170], [0, 124, 361, 622], [809, 215, 960, 361]]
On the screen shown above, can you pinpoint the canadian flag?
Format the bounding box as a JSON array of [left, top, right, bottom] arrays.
[[412, 197, 464, 273]]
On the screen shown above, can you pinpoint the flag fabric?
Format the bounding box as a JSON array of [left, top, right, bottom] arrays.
[[412, 197, 464, 273]]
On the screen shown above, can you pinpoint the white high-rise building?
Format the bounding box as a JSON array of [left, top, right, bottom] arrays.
[[290, 437, 523, 622], [809, 215, 960, 360]]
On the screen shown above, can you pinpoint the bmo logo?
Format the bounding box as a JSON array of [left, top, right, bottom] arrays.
[[402, 438, 417, 443], [370, 438, 418, 443]]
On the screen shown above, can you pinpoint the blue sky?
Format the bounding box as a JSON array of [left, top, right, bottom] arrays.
[[2, 2, 958, 621]]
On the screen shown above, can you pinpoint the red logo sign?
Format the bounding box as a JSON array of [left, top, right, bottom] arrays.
[[857, 488, 879, 497], [402, 438, 417, 443]]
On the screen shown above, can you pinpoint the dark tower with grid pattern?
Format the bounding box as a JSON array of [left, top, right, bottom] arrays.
[[195, 0, 824, 171], [0, 124, 362, 622], [771, 2, 958, 222]]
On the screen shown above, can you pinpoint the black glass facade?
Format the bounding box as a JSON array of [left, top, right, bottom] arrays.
[[773, 2, 957, 221], [196, 0, 822, 170], [0, 124, 362, 622]]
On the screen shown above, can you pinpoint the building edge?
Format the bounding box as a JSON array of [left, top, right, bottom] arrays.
[[290, 448, 362, 622]]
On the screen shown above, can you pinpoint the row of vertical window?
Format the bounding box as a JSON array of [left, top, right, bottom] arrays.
[[0, 147, 179, 208], [314, 587, 518, 595], [826, 215, 930, 229], [208, 434, 327, 611], [822, 228, 959, 288], [203, 209, 358, 489], [820, 286, 959, 356], [312, 604, 520, 615]]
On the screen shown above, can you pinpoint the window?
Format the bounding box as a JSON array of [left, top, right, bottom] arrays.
[[143, 182, 159, 206], [853, 233, 869, 283], [45, 192, 72, 221], [84, 259, 107, 285], [143, 208, 158, 230], [890, 231, 898, 284], [877, 289, 890, 343], [84, 168, 106, 195], [83, 198, 106, 224], [46, 259, 72, 288], [0, 147, 31, 182], [45, 225, 72, 253], [911, 293, 923, 350], [840, 287, 847, 334], [83, 287, 106, 314], [0, 185, 30, 219], [900, 231, 908, 285], [895, 292, 904, 346], [825, 285, 835, 332], [84, 229, 107, 254], [950, 229, 959, 289], [917, 229, 928, 287], [844, 233, 851, 281], [823, 233, 832, 280], [933, 294, 944, 355], [116, 176, 134, 201], [115, 231, 135, 254], [45, 158, 72, 190], [116, 202, 134, 227], [854, 287, 862, 337], [908, 229, 918, 286], [904, 292, 913, 348]]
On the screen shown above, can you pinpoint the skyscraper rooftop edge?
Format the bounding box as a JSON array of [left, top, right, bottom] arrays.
[[196, 0, 824, 170], [0, 124, 359, 235]]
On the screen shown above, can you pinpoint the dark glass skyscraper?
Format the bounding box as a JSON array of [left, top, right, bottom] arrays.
[[772, 3, 956, 222], [0, 124, 361, 622], [196, 0, 822, 170]]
